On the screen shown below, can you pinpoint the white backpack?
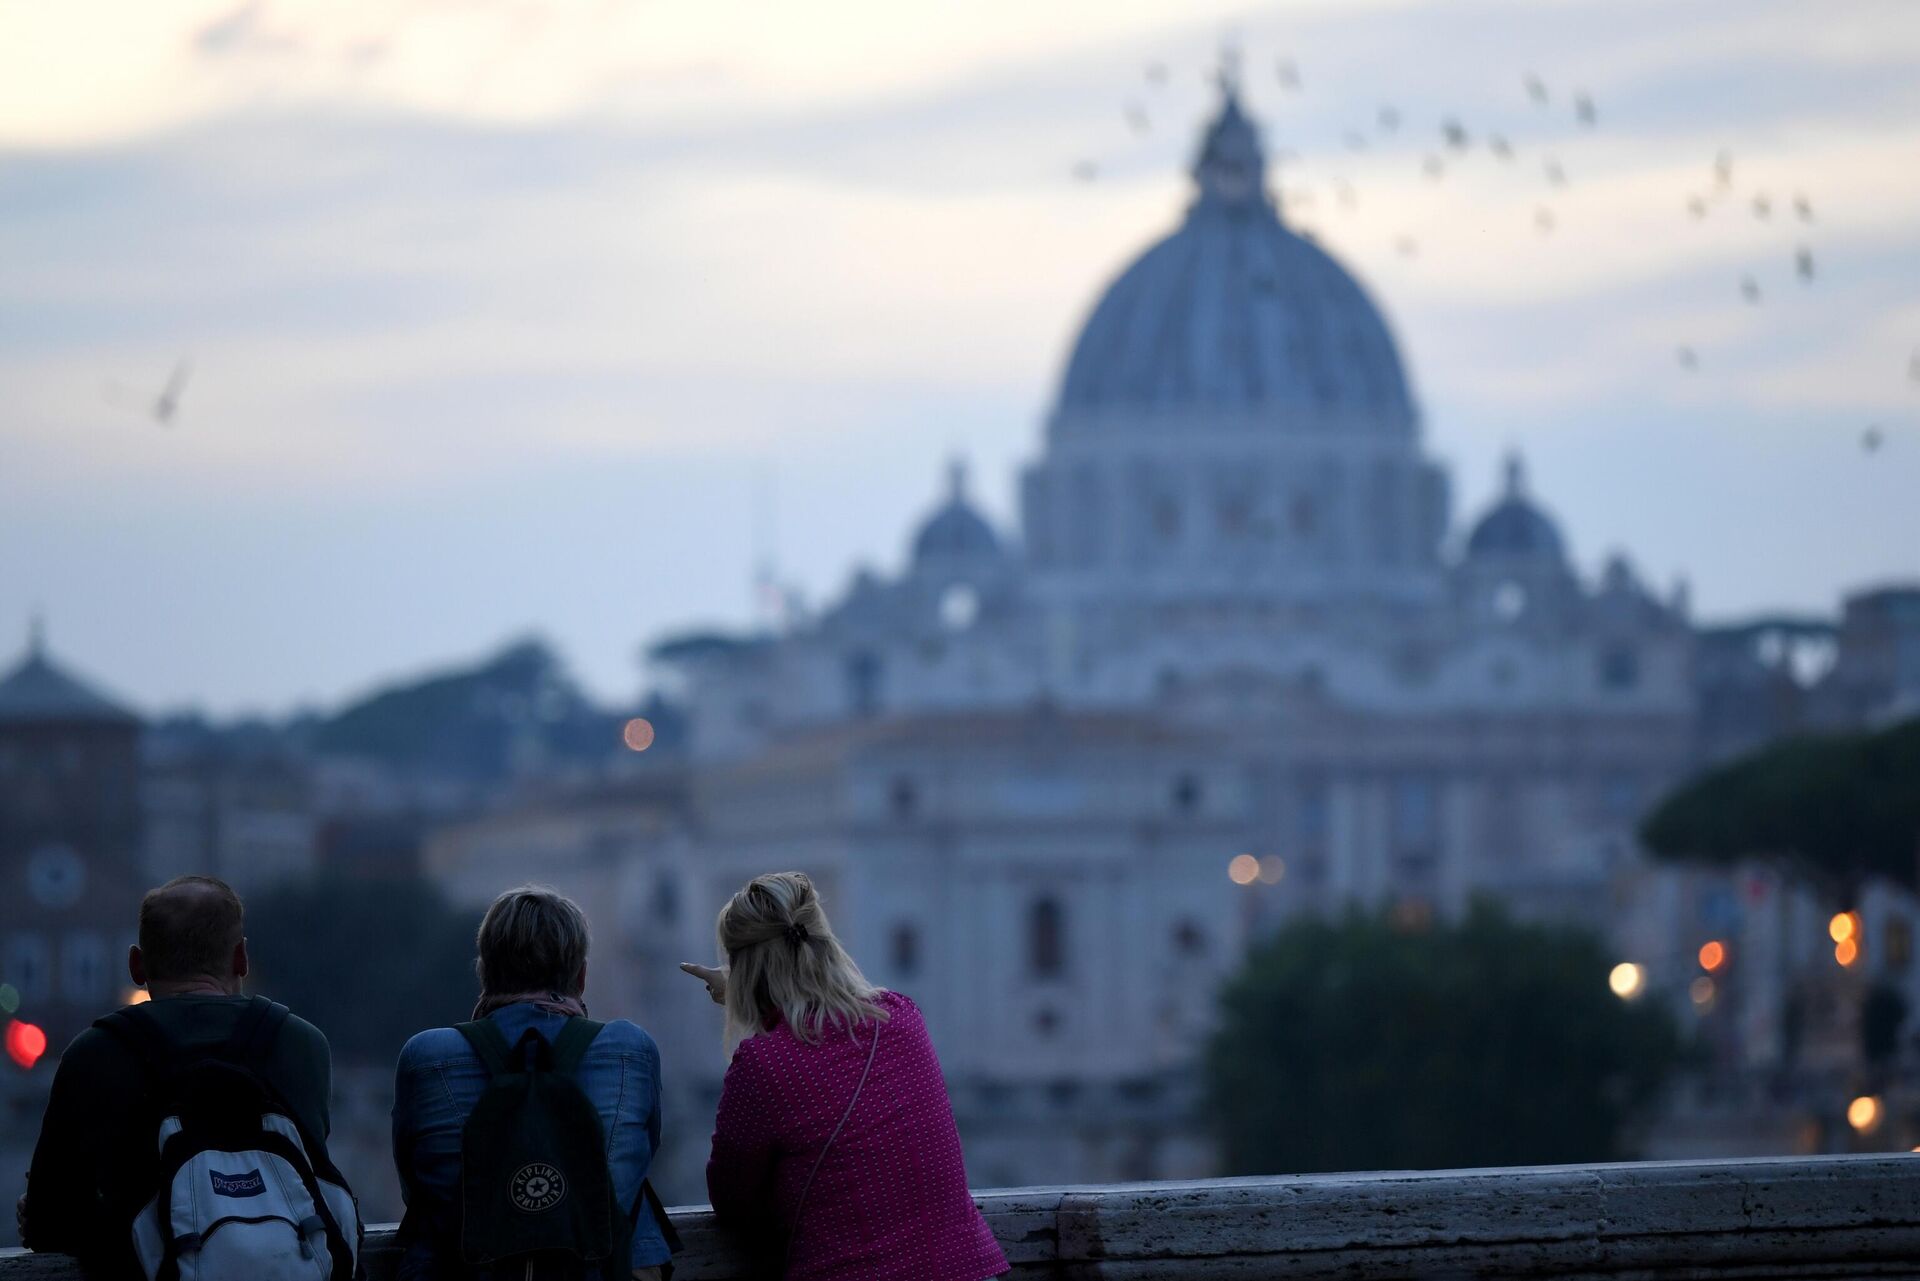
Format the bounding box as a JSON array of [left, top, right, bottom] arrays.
[[96, 997, 361, 1281]]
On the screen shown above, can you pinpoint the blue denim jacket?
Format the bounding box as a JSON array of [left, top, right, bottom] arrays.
[[391, 1005, 670, 1277]]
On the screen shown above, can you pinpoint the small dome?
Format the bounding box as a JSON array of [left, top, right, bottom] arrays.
[[1466, 454, 1565, 562], [911, 461, 1002, 565]]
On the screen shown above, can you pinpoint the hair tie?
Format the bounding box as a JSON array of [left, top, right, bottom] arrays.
[[784, 921, 810, 948]]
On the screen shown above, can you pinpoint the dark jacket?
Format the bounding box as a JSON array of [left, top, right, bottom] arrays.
[[21, 993, 334, 1277]]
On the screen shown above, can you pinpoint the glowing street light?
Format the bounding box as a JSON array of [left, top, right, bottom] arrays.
[[1608, 962, 1645, 999], [4, 1019, 47, 1071], [1830, 911, 1860, 944], [1688, 976, 1716, 1009], [1257, 855, 1287, 885], [1228, 854, 1260, 885], [1698, 940, 1727, 972], [1848, 1095, 1882, 1133], [621, 717, 656, 752], [1836, 937, 1861, 967]]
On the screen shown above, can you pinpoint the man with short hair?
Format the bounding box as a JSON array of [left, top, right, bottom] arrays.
[[15, 875, 336, 1274], [392, 883, 672, 1280]]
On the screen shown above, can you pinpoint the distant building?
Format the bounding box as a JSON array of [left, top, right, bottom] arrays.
[[597, 80, 1705, 1184], [0, 625, 143, 1054]]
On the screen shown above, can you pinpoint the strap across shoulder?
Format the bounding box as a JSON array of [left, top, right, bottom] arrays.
[[550, 1017, 604, 1078], [454, 1019, 515, 1079]]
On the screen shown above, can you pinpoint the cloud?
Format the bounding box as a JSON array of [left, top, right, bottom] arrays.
[[2, 0, 1918, 710]]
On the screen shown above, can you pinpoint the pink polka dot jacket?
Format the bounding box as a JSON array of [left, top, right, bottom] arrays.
[[706, 990, 1010, 1281]]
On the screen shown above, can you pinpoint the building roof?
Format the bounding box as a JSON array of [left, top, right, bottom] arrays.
[[1053, 82, 1415, 426], [0, 622, 140, 727], [1465, 454, 1567, 563]]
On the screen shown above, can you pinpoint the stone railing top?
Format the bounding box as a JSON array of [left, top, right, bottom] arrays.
[[6, 1153, 1919, 1278]]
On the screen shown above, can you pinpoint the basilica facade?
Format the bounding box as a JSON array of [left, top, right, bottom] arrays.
[[638, 85, 1701, 1185]]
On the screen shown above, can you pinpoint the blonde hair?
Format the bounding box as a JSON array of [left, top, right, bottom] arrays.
[[717, 871, 887, 1056]]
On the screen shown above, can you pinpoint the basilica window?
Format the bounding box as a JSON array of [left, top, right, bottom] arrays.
[[844, 650, 883, 718], [60, 931, 106, 1001], [1492, 580, 1528, 622], [1295, 776, 1330, 847], [1171, 773, 1203, 817], [889, 776, 918, 821], [1152, 496, 1182, 542], [1289, 493, 1318, 538], [890, 923, 920, 977], [1029, 897, 1066, 979], [3, 933, 50, 1002], [1598, 644, 1640, 691]]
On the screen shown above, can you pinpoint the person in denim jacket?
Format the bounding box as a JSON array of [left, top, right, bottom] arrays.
[[392, 885, 671, 1280]]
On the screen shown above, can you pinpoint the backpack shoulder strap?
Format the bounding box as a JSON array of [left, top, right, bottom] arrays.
[[455, 1019, 514, 1079], [637, 1179, 683, 1255], [229, 994, 289, 1068], [94, 1005, 172, 1082], [550, 1017, 604, 1078]]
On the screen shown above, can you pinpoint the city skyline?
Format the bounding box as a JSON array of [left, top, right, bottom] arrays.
[[3, 0, 1918, 715]]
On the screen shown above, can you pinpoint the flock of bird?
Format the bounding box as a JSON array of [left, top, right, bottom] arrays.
[[1076, 54, 1910, 458]]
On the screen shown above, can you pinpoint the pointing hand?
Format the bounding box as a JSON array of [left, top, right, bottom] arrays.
[[679, 963, 728, 1005]]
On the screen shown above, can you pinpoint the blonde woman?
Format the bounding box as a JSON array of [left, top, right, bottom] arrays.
[[680, 872, 1007, 1281]]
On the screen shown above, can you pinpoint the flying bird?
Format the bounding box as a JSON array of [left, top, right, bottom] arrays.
[[1676, 346, 1699, 370], [1378, 106, 1402, 132], [1124, 102, 1150, 134], [1863, 425, 1885, 453], [1687, 196, 1708, 219], [1794, 193, 1815, 223], [1574, 92, 1596, 125], [1713, 151, 1734, 188], [1423, 154, 1446, 180], [1441, 119, 1470, 150], [1543, 157, 1567, 187], [1535, 207, 1557, 234], [1795, 247, 1815, 282], [1488, 134, 1514, 160], [1344, 130, 1370, 151], [1072, 160, 1099, 182], [1740, 276, 1762, 304], [104, 358, 193, 427], [1276, 58, 1301, 90], [153, 359, 191, 425], [1752, 193, 1772, 220], [1524, 74, 1548, 105]]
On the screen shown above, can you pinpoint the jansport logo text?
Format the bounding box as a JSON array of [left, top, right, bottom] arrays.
[[210, 1168, 267, 1197]]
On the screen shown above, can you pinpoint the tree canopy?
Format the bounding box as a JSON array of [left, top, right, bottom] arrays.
[[245, 874, 480, 1064], [1639, 716, 1920, 896], [1205, 902, 1683, 1175]]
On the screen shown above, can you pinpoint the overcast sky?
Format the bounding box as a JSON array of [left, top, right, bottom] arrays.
[[3, 0, 1917, 716]]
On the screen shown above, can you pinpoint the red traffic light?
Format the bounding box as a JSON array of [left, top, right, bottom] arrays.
[[6, 1019, 48, 1070]]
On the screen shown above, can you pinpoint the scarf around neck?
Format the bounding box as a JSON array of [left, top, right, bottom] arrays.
[[471, 990, 588, 1020]]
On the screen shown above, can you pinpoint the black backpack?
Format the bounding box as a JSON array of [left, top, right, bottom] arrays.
[[95, 996, 361, 1281], [455, 1016, 677, 1281]]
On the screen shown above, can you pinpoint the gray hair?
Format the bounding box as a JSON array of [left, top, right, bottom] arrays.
[[476, 884, 590, 997], [717, 871, 886, 1056]]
